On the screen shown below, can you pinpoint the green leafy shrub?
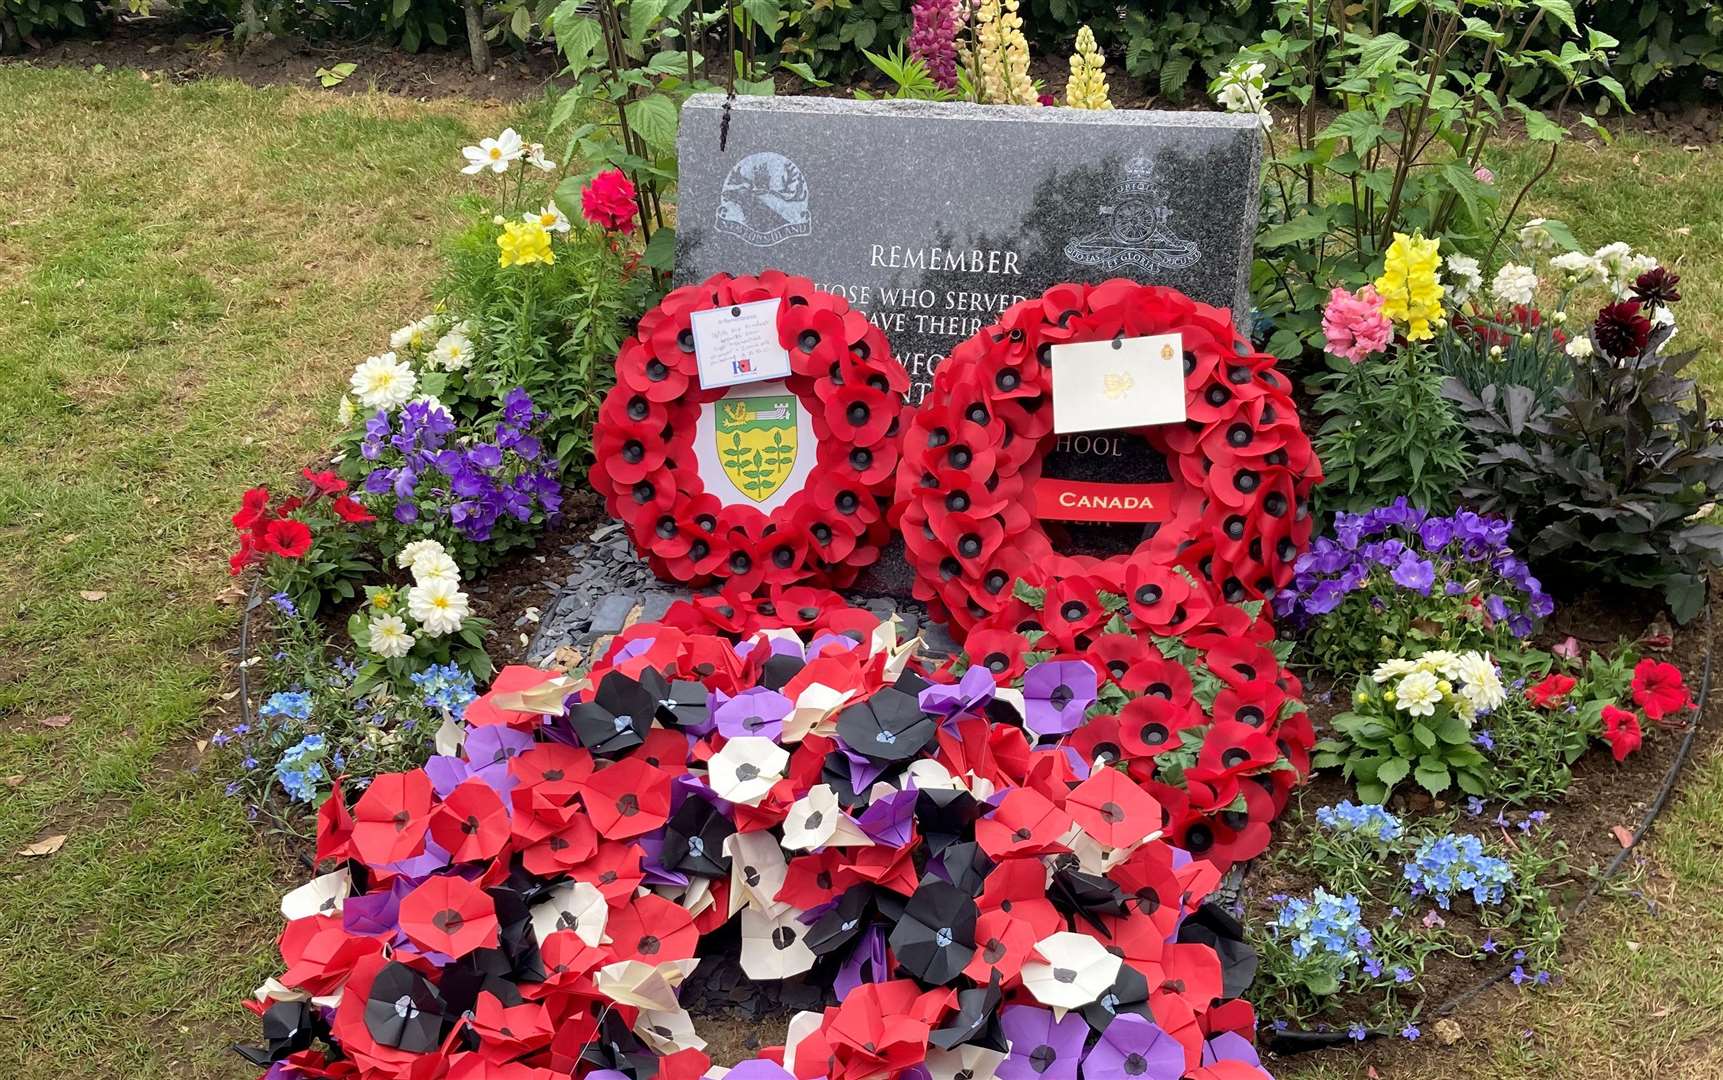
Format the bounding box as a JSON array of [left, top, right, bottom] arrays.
[[1445, 315, 1723, 622], [1217, 0, 1622, 362], [1310, 349, 1472, 515], [2, 0, 101, 38]]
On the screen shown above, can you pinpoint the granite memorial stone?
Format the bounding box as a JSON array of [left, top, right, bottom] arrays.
[[674, 94, 1264, 405]]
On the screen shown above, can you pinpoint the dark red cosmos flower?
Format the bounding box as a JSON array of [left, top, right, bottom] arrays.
[[1631, 658, 1693, 724], [1525, 672, 1576, 709], [1594, 300, 1652, 358], [1632, 266, 1681, 308], [1601, 704, 1643, 762]]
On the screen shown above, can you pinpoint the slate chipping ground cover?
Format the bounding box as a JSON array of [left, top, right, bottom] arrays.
[[0, 62, 1722, 1080]]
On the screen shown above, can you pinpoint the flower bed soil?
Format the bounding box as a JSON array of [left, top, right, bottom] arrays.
[[1243, 584, 1718, 1063]]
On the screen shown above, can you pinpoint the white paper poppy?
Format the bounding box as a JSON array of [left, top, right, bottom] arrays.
[[1021, 930, 1123, 1009]]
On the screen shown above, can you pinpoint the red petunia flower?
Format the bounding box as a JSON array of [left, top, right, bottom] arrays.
[[301, 468, 347, 496], [330, 495, 375, 524], [1631, 659, 1693, 724], [1525, 673, 1576, 710], [232, 485, 273, 531], [1601, 704, 1643, 762], [259, 517, 313, 559], [580, 168, 639, 233]]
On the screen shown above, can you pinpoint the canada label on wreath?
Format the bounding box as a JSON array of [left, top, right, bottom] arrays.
[[693, 381, 816, 512]]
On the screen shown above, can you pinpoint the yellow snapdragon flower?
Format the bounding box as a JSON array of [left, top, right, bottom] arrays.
[[1066, 26, 1112, 110], [497, 220, 555, 268], [1374, 231, 1445, 341]]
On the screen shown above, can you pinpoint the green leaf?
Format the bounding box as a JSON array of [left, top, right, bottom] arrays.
[[627, 0, 669, 41], [1353, 31, 1412, 78], [1258, 210, 1333, 249], [1413, 763, 1452, 794], [1013, 579, 1048, 608], [1376, 757, 1410, 788], [1159, 55, 1194, 99], [510, 5, 532, 41], [642, 227, 678, 271], [1412, 722, 1438, 750], [1533, 0, 1578, 34], [625, 93, 680, 150], [552, 8, 604, 72], [738, 0, 783, 38]]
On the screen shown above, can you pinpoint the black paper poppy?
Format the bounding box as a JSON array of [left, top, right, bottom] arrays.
[[836, 687, 938, 763], [362, 961, 446, 1054], [888, 878, 979, 986]]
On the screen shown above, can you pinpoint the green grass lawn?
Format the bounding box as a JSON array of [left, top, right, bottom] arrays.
[[0, 63, 1719, 1080]]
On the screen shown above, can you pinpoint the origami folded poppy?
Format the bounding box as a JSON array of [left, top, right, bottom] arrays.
[[364, 959, 449, 1055], [1021, 931, 1122, 1009], [398, 874, 500, 960], [963, 907, 1038, 987], [1048, 862, 1130, 935], [1082, 1014, 1185, 1080], [741, 902, 818, 979], [819, 980, 942, 1080], [350, 770, 434, 867], [660, 795, 735, 879], [783, 784, 873, 850], [708, 736, 790, 806], [607, 894, 700, 965], [712, 686, 794, 740], [528, 879, 607, 951], [568, 671, 658, 757], [429, 779, 512, 865], [465, 665, 565, 729], [836, 687, 938, 763], [804, 884, 875, 957], [1066, 768, 1162, 851], [889, 878, 978, 986], [233, 999, 320, 1065], [976, 858, 1063, 941], [931, 973, 1006, 1052], [1175, 903, 1258, 1002], [1019, 660, 1098, 738], [975, 788, 1071, 859], [1079, 958, 1153, 1034], [581, 758, 672, 840], [997, 1005, 1088, 1080]]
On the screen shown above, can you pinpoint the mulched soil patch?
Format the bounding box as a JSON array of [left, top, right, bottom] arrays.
[[1243, 580, 1719, 1069], [7, 17, 559, 100]]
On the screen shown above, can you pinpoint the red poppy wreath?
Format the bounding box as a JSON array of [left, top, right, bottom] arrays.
[[894, 282, 1321, 632], [590, 271, 911, 590]]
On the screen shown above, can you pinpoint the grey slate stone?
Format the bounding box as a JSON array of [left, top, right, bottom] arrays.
[[675, 93, 1263, 404]]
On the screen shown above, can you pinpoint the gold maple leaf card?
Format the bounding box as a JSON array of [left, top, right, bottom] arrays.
[[1049, 332, 1188, 434]]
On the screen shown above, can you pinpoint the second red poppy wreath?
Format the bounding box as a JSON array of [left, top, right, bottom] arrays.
[[591, 271, 910, 590], [895, 281, 1321, 631]]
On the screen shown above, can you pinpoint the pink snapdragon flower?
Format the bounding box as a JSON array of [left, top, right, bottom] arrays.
[[1322, 284, 1394, 363]]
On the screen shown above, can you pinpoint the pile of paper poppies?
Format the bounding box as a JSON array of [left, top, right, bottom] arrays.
[[245, 612, 1276, 1080], [948, 572, 1312, 870]]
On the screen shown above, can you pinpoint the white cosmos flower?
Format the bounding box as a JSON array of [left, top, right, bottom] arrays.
[[1446, 254, 1483, 305], [369, 613, 415, 659], [1394, 670, 1442, 717], [390, 315, 437, 353], [461, 128, 524, 174], [1490, 262, 1538, 307], [411, 550, 462, 588], [525, 143, 557, 172], [1565, 335, 1595, 359], [349, 352, 417, 411], [408, 578, 470, 637], [526, 202, 571, 235], [1594, 243, 1658, 298], [396, 539, 449, 572], [1215, 61, 1272, 130]]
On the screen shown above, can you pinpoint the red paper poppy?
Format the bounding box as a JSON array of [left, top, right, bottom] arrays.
[[399, 874, 501, 959], [962, 907, 1039, 987], [571, 841, 646, 903], [466, 665, 563, 729], [778, 848, 850, 910], [590, 272, 908, 591], [580, 758, 672, 840], [1066, 767, 1163, 850], [316, 774, 356, 864], [975, 788, 1072, 859], [429, 779, 511, 864], [518, 812, 599, 877], [606, 894, 699, 964], [896, 282, 1319, 632], [278, 914, 382, 995], [350, 769, 434, 866]]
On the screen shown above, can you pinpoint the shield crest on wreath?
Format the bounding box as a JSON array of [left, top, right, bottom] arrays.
[[716, 394, 799, 503]]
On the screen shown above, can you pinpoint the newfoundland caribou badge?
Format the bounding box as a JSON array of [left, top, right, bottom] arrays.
[[716, 152, 812, 248]]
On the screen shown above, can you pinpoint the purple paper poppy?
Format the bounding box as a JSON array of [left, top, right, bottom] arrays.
[[727, 1062, 796, 1080], [921, 664, 997, 719], [856, 787, 918, 846], [999, 1005, 1088, 1080], [1201, 1031, 1262, 1068], [462, 724, 533, 793], [1021, 661, 1097, 737], [836, 924, 888, 999], [1083, 1014, 1183, 1080], [343, 878, 414, 942], [714, 687, 793, 741]]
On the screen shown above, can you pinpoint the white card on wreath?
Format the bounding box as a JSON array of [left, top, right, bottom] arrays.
[[1050, 333, 1188, 434], [691, 298, 794, 390]]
